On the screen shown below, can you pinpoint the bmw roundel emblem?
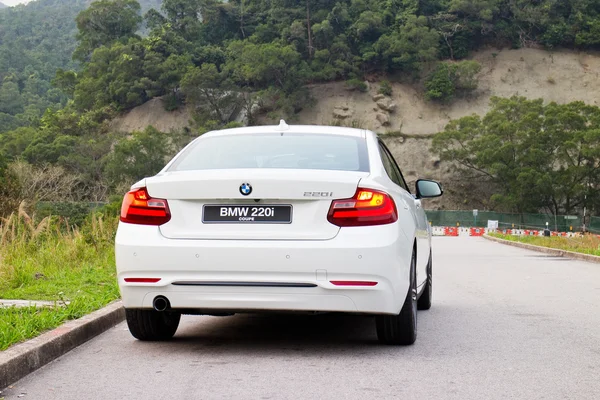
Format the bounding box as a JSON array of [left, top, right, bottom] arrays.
[[239, 183, 252, 196]]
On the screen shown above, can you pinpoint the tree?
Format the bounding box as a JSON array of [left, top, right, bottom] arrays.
[[374, 15, 439, 73], [73, 39, 151, 111], [0, 81, 24, 115], [181, 63, 241, 122], [74, 0, 143, 62], [449, 0, 499, 21], [225, 41, 308, 92], [52, 70, 79, 97], [103, 127, 173, 190], [431, 96, 600, 214]]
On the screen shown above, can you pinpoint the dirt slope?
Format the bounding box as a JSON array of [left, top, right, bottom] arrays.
[[110, 97, 193, 133], [297, 47, 600, 134]]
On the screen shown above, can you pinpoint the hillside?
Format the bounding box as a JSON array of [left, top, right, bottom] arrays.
[[115, 47, 600, 135], [0, 2, 7, 8], [109, 47, 600, 210]]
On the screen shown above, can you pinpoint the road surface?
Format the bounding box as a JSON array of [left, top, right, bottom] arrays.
[[2, 237, 600, 399]]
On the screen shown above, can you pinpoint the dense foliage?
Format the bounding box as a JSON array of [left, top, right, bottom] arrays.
[[0, 0, 85, 132], [432, 96, 600, 215], [4, 0, 600, 127], [0, 0, 160, 133]]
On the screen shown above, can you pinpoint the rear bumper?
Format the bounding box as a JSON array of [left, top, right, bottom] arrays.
[[115, 223, 412, 315]]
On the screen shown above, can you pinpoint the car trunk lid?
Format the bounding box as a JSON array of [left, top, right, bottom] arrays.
[[147, 169, 368, 240]]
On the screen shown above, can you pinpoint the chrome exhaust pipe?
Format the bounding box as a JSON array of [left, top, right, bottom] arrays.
[[153, 296, 170, 312]]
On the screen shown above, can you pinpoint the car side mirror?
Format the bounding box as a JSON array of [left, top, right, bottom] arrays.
[[416, 179, 443, 199]]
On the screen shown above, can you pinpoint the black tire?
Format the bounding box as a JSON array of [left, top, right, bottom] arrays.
[[376, 251, 417, 345], [125, 309, 181, 341], [417, 251, 432, 310]]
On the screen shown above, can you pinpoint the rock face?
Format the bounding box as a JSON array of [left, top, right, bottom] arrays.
[[376, 113, 390, 126], [333, 106, 353, 119], [376, 98, 397, 113]]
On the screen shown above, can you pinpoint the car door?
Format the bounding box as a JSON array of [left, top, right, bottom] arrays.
[[378, 141, 429, 288]]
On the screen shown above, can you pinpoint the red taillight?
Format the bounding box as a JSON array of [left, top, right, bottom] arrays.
[[124, 278, 161, 283], [327, 188, 397, 227], [330, 281, 378, 286], [120, 187, 171, 226]]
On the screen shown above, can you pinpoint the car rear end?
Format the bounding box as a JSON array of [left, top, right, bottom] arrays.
[[115, 127, 411, 316]]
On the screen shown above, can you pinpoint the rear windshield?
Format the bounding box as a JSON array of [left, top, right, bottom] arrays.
[[168, 133, 369, 172]]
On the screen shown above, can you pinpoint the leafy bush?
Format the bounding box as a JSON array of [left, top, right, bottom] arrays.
[[346, 78, 368, 92], [425, 63, 456, 101], [378, 80, 393, 96], [0, 155, 21, 217], [35, 202, 94, 227], [425, 61, 481, 102], [257, 87, 314, 120], [163, 93, 181, 111], [103, 126, 175, 192]]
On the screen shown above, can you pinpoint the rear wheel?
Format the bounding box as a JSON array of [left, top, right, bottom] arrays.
[[125, 309, 181, 341], [376, 251, 417, 345], [417, 251, 432, 310]]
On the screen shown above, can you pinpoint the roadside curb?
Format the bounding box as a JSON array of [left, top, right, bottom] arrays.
[[483, 235, 600, 264], [0, 300, 125, 389]]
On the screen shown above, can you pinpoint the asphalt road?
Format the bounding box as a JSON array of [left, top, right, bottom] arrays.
[[3, 237, 600, 400]]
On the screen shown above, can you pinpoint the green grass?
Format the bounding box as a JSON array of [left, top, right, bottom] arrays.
[[0, 211, 119, 350], [489, 233, 600, 257]]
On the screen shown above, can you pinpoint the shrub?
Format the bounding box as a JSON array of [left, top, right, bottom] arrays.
[[8, 160, 83, 203], [0, 155, 21, 217], [454, 60, 482, 91], [35, 202, 94, 227], [346, 78, 368, 92], [163, 93, 181, 111], [257, 87, 314, 119], [425, 63, 455, 101], [425, 60, 481, 102], [378, 80, 393, 96]]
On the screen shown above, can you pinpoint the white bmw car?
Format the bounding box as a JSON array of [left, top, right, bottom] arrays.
[[116, 121, 442, 345]]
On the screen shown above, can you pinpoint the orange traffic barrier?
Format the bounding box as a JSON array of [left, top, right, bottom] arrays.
[[470, 227, 485, 236], [501, 229, 512, 235], [444, 227, 459, 237]]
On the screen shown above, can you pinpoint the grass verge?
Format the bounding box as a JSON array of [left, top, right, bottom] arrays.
[[0, 209, 119, 351], [489, 233, 600, 257]]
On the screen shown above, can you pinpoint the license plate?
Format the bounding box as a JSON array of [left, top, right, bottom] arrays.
[[202, 205, 292, 224]]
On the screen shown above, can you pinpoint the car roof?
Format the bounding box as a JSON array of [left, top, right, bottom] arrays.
[[202, 121, 368, 139]]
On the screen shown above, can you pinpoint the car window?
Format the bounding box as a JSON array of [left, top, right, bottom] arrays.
[[378, 143, 402, 186], [378, 142, 410, 192], [169, 133, 370, 172]]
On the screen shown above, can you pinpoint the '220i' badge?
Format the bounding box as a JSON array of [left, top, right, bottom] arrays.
[[239, 183, 252, 196]]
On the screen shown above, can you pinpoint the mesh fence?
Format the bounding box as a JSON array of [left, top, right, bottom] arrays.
[[425, 210, 599, 233], [591, 216, 600, 233]]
